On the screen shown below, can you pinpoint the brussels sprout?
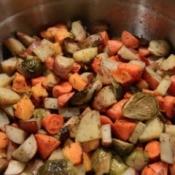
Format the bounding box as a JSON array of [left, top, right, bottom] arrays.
[[124, 149, 149, 171], [148, 40, 171, 57], [70, 80, 102, 105], [112, 81, 124, 100], [122, 92, 158, 121], [112, 139, 134, 156], [109, 155, 128, 175], [38, 159, 77, 175], [91, 148, 112, 175], [17, 57, 45, 78]]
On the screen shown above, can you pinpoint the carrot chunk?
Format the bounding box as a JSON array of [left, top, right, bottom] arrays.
[[35, 133, 60, 159], [42, 114, 64, 135]]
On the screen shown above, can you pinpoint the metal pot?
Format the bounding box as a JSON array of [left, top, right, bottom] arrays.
[[0, 0, 175, 60]]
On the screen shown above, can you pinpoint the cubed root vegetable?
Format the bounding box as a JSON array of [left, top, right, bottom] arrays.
[[58, 92, 75, 108], [35, 134, 60, 159], [107, 40, 122, 55], [63, 142, 83, 165], [15, 98, 35, 120], [144, 141, 160, 161], [100, 115, 113, 126], [83, 152, 92, 172], [0, 132, 9, 149], [112, 119, 136, 141], [107, 99, 128, 121]]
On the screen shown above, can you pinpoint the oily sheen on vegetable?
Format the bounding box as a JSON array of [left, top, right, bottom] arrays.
[[0, 20, 175, 175]]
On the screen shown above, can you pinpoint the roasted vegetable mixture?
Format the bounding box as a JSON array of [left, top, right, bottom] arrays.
[[0, 20, 175, 175]]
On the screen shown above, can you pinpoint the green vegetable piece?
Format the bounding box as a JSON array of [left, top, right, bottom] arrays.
[[38, 159, 77, 175], [122, 92, 158, 121], [109, 155, 128, 175], [18, 56, 45, 78], [124, 149, 149, 171], [33, 108, 50, 120], [112, 139, 134, 156], [70, 80, 102, 105], [91, 148, 112, 175]]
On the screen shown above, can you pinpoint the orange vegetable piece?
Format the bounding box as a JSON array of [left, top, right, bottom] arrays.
[[170, 163, 175, 175], [108, 40, 122, 55], [83, 152, 92, 172], [118, 63, 143, 81], [69, 73, 87, 91], [149, 161, 168, 175], [139, 47, 151, 57], [0, 132, 9, 149], [163, 96, 175, 118], [42, 114, 64, 135], [121, 31, 139, 49], [91, 58, 101, 73], [107, 99, 128, 121], [99, 31, 109, 46], [15, 98, 35, 120], [52, 82, 73, 98], [31, 76, 46, 86], [63, 142, 83, 165], [142, 166, 157, 175], [112, 119, 136, 141], [111, 69, 133, 86], [58, 92, 75, 108], [145, 141, 160, 161], [35, 133, 60, 159], [100, 115, 113, 127], [45, 57, 54, 70], [12, 73, 30, 93]]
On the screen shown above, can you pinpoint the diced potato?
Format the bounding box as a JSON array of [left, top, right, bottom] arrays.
[[59, 107, 80, 118], [1, 105, 15, 118], [155, 75, 171, 96], [159, 54, 175, 71], [28, 159, 43, 175], [48, 149, 64, 160], [5, 125, 28, 144], [122, 167, 136, 175], [19, 167, 33, 175], [4, 38, 26, 56], [0, 88, 20, 106], [129, 60, 146, 68], [101, 124, 112, 147], [129, 122, 145, 144], [0, 109, 10, 131], [12, 135, 37, 162], [165, 125, 175, 136], [81, 139, 100, 153], [160, 133, 174, 164], [139, 117, 164, 142], [148, 40, 170, 57], [44, 98, 58, 109], [53, 55, 74, 78], [75, 110, 101, 142], [0, 57, 17, 75], [118, 46, 139, 60], [33, 39, 55, 62], [73, 47, 98, 63], [0, 73, 12, 87], [4, 160, 26, 175], [71, 21, 86, 41]]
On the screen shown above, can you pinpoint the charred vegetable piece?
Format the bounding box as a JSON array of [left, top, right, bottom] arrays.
[[112, 81, 124, 100], [70, 80, 102, 105], [109, 155, 128, 175], [124, 149, 149, 171], [38, 159, 77, 175], [17, 32, 36, 47], [148, 40, 170, 57], [59, 126, 70, 144], [62, 38, 80, 54], [59, 107, 80, 118], [17, 57, 45, 78], [122, 92, 158, 121], [80, 34, 102, 48], [91, 148, 112, 175], [112, 139, 134, 156]]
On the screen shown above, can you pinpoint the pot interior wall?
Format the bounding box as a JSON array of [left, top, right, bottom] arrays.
[[0, 0, 175, 60]]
